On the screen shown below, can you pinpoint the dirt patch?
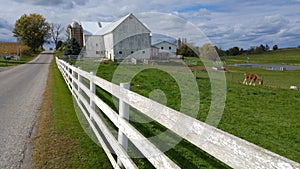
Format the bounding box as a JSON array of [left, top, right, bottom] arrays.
[[188, 65, 206, 70]]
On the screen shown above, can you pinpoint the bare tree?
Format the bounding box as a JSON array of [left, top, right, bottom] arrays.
[[50, 23, 64, 49]]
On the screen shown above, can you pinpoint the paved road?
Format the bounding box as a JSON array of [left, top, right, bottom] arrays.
[[0, 52, 53, 169]]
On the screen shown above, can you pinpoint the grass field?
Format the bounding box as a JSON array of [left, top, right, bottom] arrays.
[[92, 57, 299, 163], [47, 48, 300, 168], [93, 49, 300, 164]]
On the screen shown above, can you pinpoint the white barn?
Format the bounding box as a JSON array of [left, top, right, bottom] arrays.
[[69, 13, 151, 62]]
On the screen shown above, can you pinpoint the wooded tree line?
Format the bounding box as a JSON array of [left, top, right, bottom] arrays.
[[177, 40, 281, 59], [214, 44, 279, 57]]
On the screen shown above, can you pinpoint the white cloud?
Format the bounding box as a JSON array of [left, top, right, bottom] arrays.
[[12, 0, 89, 7]]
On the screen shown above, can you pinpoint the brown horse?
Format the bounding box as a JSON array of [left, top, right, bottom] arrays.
[[243, 73, 263, 86]]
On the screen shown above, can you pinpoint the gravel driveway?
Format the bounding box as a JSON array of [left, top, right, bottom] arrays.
[[0, 52, 53, 169]]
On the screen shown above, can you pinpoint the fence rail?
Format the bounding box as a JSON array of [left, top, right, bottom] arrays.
[[56, 57, 300, 169]]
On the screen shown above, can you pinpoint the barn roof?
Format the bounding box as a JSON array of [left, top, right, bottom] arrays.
[[80, 13, 150, 36], [96, 13, 132, 35]]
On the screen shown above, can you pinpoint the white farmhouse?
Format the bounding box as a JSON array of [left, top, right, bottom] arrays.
[[150, 40, 178, 60], [152, 41, 177, 55], [68, 13, 151, 62]]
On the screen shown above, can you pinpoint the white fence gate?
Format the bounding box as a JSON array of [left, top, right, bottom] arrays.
[[56, 57, 300, 169]]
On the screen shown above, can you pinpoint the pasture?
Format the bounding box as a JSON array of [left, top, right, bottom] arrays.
[[54, 48, 299, 168], [104, 50, 299, 161]]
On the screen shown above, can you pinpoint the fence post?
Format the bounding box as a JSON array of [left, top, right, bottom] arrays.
[[72, 68, 75, 91], [78, 67, 82, 96], [117, 83, 130, 168], [90, 72, 96, 120]]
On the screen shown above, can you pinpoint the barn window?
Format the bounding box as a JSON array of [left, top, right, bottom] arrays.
[[96, 51, 100, 54], [119, 51, 122, 54], [161, 47, 164, 50], [96, 43, 98, 47], [142, 51, 145, 54], [169, 46, 172, 50]]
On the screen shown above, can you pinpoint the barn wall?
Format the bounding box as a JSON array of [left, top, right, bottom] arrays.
[[113, 33, 151, 61], [113, 15, 151, 46], [84, 35, 105, 57], [103, 33, 114, 60]]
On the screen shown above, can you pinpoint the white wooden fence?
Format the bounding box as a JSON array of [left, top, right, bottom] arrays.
[[56, 57, 300, 169]]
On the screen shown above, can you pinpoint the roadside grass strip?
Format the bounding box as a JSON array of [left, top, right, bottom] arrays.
[[32, 58, 112, 168]]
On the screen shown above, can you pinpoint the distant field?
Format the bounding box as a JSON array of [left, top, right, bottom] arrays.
[[0, 42, 37, 67], [0, 42, 30, 55], [223, 48, 300, 65], [221, 48, 300, 89]]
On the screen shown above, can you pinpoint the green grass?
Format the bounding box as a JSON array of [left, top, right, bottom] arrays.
[[219, 83, 300, 162], [87, 60, 228, 168], [33, 57, 112, 168], [57, 49, 300, 168], [223, 48, 300, 65], [0, 50, 40, 67]]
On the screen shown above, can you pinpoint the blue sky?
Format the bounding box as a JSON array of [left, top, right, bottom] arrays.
[[0, 0, 299, 49]]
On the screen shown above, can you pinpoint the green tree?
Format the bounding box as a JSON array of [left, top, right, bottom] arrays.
[[176, 44, 198, 57], [273, 45, 278, 50], [227, 46, 240, 56], [214, 46, 227, 57], [56, 40, 63, 50], [64, 38, 81, 55], [13, 13, 50, 51]]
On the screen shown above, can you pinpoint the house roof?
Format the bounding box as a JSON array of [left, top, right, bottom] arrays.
[[152, 40, 177, 47]]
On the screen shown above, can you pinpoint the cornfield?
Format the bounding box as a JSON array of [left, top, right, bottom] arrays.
[[0, 42, 30, 56]]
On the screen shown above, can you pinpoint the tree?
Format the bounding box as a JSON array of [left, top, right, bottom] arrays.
[[64, 38, 81, 55], [50, 23, 64, 49], [273, 45, 278, 50], [214, 46, 227, 57], [265, 44, 270, 51], [199, 43, 218, 60], [255, 44, 265, 53], [227, 46, 240, 56], [56, 40, 63, 50], [177, 44, 198, 57], [13, 13, 50, 51]]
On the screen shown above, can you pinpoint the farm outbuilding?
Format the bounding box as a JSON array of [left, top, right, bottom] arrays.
[[68, 13, 152, 62], [152, 40, 177, 55], [151, 40, 178, 60]]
